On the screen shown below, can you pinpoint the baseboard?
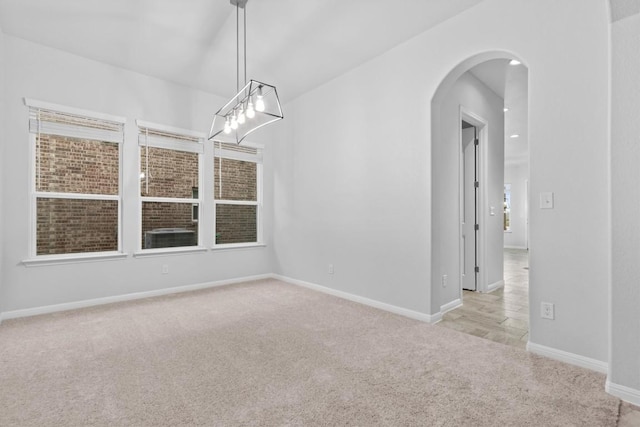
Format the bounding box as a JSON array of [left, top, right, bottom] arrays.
[[526, 341, 608, 373], [0, 274, 272, 321], [487, 280, 504, 293], [440, 298, 462, 315], [272, 274, 439, 323], [606, 380, 640, 406], [504, 245, 528, 250]]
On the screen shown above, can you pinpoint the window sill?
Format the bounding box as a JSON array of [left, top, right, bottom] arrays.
[[133, 246, 208, 258], [211, 242, 266, 251], [22, 252, 128, 267]]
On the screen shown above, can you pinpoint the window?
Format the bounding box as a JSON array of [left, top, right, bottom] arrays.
[[27, 99, 125, 257], [138, 121, 204, 250], [214, 141, 262, 245], [504, 184, 511, 232]]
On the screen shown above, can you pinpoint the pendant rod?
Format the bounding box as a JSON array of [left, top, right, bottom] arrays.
[[236, 3, 239, 93], [243, 5, 247, 87]]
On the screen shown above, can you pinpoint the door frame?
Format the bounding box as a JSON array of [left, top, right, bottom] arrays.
[[459, 106, 489, 294]]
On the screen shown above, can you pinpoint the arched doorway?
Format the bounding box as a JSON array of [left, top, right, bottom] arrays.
[[430, 52, 530, 348]]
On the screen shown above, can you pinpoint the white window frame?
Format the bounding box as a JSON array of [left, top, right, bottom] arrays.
[[213, 140, 264, 248], [136, 120, 206, 255], [23, 98, 126, 266]]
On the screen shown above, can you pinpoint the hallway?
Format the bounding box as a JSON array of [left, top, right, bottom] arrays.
[[437, 248, 529, 349]]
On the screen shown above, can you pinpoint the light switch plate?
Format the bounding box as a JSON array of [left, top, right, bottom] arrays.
[[540, 192, 554, 209]]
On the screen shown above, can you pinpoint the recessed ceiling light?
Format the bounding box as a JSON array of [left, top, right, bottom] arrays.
[[503, 107, 509, 112], [510, 134, 520, 138], [509, 59, 521, 66]]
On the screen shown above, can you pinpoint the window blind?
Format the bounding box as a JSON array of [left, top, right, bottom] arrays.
[[138, 122, 204, 154], [214, 141, 262, 162], [28, 107, 125, 144]]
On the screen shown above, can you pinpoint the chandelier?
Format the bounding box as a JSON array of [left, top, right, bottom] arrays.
[[209, 0, 283, 145]]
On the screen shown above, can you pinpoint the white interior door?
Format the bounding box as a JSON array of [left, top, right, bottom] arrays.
[[462, 124, 477, 291]]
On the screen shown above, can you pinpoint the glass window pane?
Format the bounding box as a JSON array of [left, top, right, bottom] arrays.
[[36, 135, 119, 195], [37, 198, 118, 255], [215, 204, 257, 244], [504, 184, 511, 231], [214, 157, 257, 201], [142, 202, 198, 249], [140, 147, 198, 198]]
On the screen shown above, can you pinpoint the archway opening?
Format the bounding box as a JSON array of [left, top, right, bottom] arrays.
[[431, 52, 530, 349]]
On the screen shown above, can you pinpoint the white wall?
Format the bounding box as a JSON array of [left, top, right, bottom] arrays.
[[0, 23, 5, 313], [504, 162, 529, 249], [274, 0, 610, 363], [610, 10, 640, 396], [434, 71, 504, 308], [0, 36, 274, 312]]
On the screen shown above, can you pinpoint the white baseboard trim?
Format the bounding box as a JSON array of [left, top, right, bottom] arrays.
[[606, 380, 640, 405], [0, 274, 272, 321], [504, 245, 528, 250], [486, 280, 505, 293], [272, 274, 439, 323], [527, 341, 608, 373], [440, 298, 462, 315]]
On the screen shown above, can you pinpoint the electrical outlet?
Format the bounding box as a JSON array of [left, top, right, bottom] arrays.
[[328, 264, 334, 274], [442, 274, 448, 288], [541, 302, 554, 320], [162, 265, 169, 275]]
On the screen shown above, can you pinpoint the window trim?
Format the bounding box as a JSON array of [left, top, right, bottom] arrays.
[[25, 99, 125, 261], [137, 120, 205, 251], [213, 141, 264, 248]]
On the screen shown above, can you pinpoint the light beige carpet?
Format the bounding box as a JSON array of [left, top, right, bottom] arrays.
[[0, 279, 620, 426]]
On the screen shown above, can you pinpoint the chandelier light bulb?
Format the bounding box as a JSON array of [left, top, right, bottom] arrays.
[[223, 117, 232, 134], [246, 100, 256, 118], [255, 86, 265, 112], [238, 106, 246, 124], [231, 113, 238, 130]]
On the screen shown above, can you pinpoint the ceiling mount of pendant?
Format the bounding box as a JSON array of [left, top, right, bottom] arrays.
[[230, 0, 248, 8]]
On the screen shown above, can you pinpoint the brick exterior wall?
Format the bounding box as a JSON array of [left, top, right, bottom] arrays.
[[37, 135, 119, 194], [140, 146, 198, 198], [216, 204, 257, 244], [214, 157, 257, 200], [37, 198, 118, 255], [36, 135, 119, 255]]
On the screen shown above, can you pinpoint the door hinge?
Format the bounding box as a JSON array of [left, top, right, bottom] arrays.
[[475, 266, 480, 273], [474, 224, 479, 231], [474, 181, 479, 188], [474, 138, 479, 146]]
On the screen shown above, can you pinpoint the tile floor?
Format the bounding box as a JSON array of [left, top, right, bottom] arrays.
[[437, 248, 529, 349]]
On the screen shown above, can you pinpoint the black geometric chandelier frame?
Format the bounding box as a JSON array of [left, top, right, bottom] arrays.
[[208, 0, 283, 145]]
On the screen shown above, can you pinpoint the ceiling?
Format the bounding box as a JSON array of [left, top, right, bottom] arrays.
[[470, 59, 528, 165], [0, 0, 484, 103], [0, 0, 527, 164]]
